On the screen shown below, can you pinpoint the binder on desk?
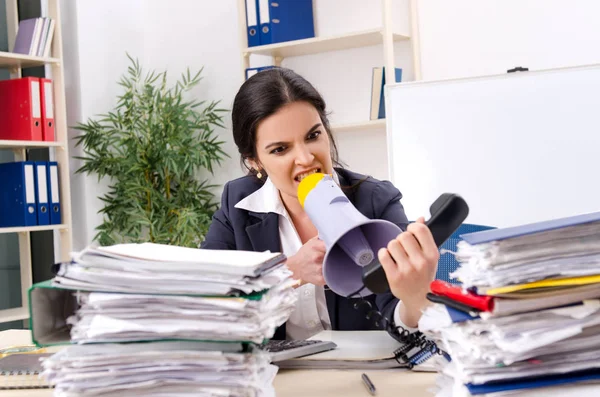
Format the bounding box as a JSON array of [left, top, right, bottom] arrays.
[[0, 77, 43, 141], [33, 162, 50, 226], [460, 211, 600, 245], [370, 67, 402, 120], [0, 161, 37, 227], [46, 161, 61, 225], [259, 0, 315, 45], [39, 78, 55, 141], [245, 0, 260, 47]]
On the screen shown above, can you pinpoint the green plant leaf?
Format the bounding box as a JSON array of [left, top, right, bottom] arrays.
[[72, 55, 230, 247]]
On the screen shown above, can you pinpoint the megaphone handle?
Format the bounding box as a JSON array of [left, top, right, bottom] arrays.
[[361, 193, 469, 294]]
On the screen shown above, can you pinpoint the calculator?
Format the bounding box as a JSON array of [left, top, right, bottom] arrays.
[[261, 339, 337, 362]]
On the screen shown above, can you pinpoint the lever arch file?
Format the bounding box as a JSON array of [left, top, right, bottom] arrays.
[[40, 78, 55, 141], [47, 161, 61, 225], [33, 162, 50, 226], [0, 78, 43, 141], [0, 161, 37, 227]]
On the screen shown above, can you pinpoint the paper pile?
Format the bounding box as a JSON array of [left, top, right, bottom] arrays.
[[39, 243, 297, 397], [420, 212, 600, 397]]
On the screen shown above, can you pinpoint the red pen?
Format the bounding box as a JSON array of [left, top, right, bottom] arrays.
[[430, 280, 494, 312]]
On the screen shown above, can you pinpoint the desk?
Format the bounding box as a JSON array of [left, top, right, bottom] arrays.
[[274, 369, 435, 397], [1, 330, 437, 397]]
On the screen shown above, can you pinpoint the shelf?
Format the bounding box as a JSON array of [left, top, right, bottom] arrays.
[[243, 29, 409, 58], [331, 119, 386, 133], [0, 51, 60, 68], [0, 140, 63, 149], [0, 224, 68, 234], [0, 307, 29, 322]]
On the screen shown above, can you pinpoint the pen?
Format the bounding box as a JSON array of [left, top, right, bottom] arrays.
[[361, 373, 376, 396]]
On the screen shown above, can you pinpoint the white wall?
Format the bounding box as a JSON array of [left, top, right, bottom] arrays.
[[417, 0, 600, 80], [61, 0, 243, 250], [61, 0, 600, 249]]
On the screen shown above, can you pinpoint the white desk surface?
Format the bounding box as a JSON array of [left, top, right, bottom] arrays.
[[0, 330, 436, 397]]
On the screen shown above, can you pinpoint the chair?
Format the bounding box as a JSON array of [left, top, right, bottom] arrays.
[[435, 223, 495, 284]]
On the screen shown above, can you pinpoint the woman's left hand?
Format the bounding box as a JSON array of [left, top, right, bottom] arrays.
[[377, 217, 440, 327]]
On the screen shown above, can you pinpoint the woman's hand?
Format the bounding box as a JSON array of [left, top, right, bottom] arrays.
[[378, 217, 440, 327], [285, 236, 327, 286]]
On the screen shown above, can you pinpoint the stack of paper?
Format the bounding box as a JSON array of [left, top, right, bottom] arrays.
[[420, 212, 600, 397], [53, 243, 290, 295], [39, 243, 297, 396], [42, 342, 276, 397]]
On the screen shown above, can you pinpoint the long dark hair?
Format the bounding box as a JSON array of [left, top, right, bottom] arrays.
[[231, 67, 341, 178]]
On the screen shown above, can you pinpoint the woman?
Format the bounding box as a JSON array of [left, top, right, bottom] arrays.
[[201, 68, 439, 340]]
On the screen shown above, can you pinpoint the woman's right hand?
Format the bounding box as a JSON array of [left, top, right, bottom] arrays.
[[285, 236, 327, 286]]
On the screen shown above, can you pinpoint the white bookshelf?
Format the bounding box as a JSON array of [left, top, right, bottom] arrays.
[[330, 119, 386, 134], [0, 51, 59, 68], [0, 307, 29, 323], [0, 0, 73, 325], [0, 140, 64, 149], [0, 224, 68, 235], [237, 0, 422, 132], [243, 28, 409, 59]]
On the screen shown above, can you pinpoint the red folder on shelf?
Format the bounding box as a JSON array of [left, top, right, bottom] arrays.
[[430, 280, 494, 312], [39, 78, 55, 141], [0, 77, 43, 141]]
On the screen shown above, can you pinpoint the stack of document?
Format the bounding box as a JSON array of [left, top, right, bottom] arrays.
[[53, 243, 290, 295], [41, 342, 276, 397], [420, 212, 600, 397], [39, 243, 297, 396]]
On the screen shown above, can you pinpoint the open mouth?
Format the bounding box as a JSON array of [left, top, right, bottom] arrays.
[[294, 168, 321, 182]]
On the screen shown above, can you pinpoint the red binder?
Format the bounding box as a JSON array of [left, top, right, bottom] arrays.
[[0, 77, 43, 141], [40, 78, 55, 141]]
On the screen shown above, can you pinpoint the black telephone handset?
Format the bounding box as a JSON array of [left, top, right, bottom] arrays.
[[362, 193, 469, 294]]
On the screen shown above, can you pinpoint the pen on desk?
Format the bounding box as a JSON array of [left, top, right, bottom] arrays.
[[361, 373, 377, 396]]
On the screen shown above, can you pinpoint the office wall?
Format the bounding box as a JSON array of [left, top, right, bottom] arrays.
[[61, 0, 242, 249], [62, 0, 600, 249], [417, 0, 600, 80]]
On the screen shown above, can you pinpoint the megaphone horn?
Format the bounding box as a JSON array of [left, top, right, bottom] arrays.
[[298, 173, 402, 297]]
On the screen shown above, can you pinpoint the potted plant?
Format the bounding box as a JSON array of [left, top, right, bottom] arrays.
[[74, 55, 228, 248]]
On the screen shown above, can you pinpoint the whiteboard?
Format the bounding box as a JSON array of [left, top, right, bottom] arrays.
[[386, 64, 600, 228]]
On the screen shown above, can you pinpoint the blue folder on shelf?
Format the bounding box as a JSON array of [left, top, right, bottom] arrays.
[[460, 211, 600, 245], [46, 161, 61, 225], [245, 65, 276, 80], [370, 67, 403, 120], [0, 161, 37, 227], [33, 161, 50, 225], [259, 0, 314, 45], [245, 0, 260, 47]]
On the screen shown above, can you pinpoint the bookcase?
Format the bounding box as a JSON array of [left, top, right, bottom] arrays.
[[0, 0, 72, 325], [236, 0, 421, 134]]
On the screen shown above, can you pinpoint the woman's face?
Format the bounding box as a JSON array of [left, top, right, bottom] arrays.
[[252, 101, 334, 203]]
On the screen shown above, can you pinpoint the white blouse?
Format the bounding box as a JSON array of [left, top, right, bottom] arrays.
[[234, 174, 415, 340]]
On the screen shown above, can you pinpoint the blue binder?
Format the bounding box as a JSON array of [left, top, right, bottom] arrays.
[[259, 0, 315, 45], [245, 66, 276, 80], [0, 161, 37, 227], [46, 161, 61, 225], [460, 211, 600, 245], [34, 161, 50, 225], [245, 0, 260, 47], [379, 68, 402, 119], [466, 369, 600, 395]]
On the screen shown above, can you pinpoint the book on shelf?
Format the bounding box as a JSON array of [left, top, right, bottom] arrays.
[[370, 67, 402, 120], [13, 17, 55, 57]]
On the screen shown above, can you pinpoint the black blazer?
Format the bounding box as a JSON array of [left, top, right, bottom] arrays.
[[201, 168, 409, 339]]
